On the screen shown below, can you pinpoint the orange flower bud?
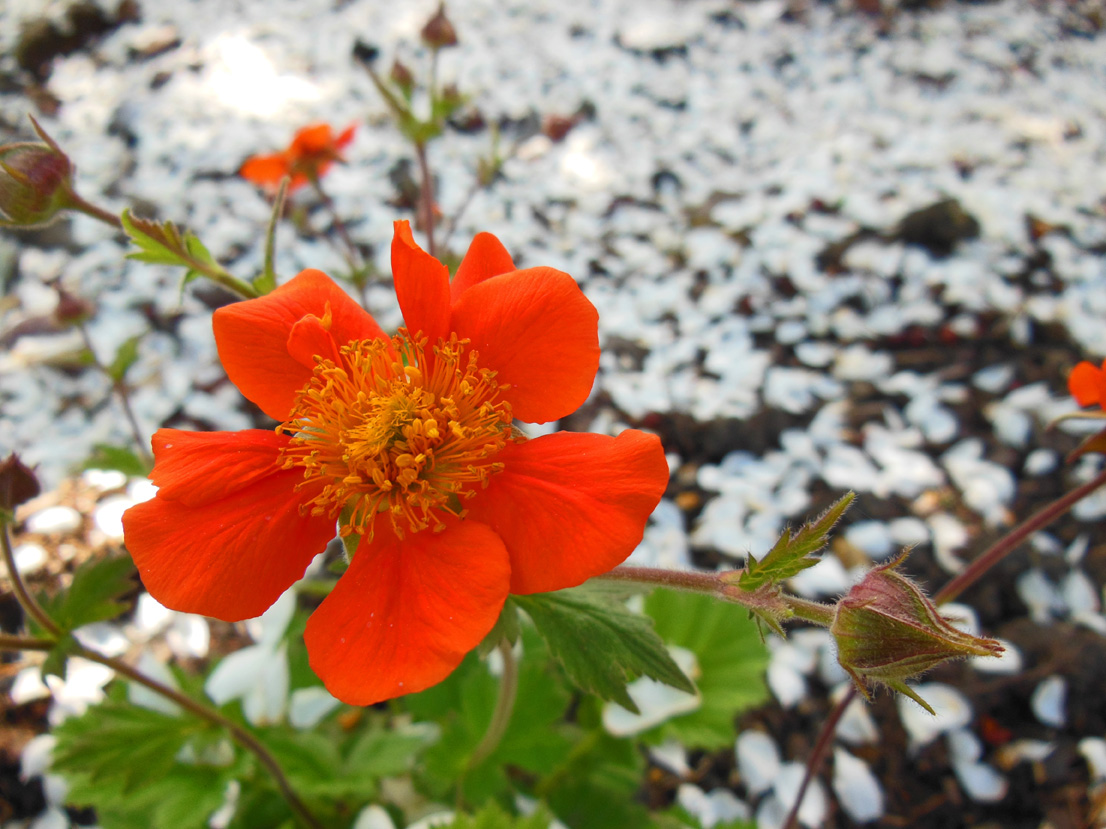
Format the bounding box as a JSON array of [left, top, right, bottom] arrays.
[[0, 138, 74, 227], [831, 552, 1003, 713], [420, 3, 458, 49]]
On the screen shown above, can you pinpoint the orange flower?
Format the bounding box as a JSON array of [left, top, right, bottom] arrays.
[[1069, 359, 1106, 408], [122, 222, 669, 706], [238, 123, 356, 193]]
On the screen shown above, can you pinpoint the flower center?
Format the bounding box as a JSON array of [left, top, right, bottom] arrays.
[[278, 328, 514, 540]]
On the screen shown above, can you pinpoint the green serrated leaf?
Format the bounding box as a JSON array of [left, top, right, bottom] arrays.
[[107, 334, 142, 382], [122, 209, 189, 266], [644, 590, 769, 748], [40, 632, 79, 681], [38, 555, 136, 632], [541, 729, 648, 829], [82, 443, 151, 477], [739, 492, 855, 591], [52, 700, 203, 797], [515, 588, 694, 713]]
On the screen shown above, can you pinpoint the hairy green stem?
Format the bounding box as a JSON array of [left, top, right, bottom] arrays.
[[1, 522, 60, 637], [65, 190, 123, 230], [467, 638, 518, 770], [0, 633, 55, 651]]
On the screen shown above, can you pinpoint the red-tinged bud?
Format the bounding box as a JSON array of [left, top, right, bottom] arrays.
[[0, 454, 41, 514], [830, 551, 1003, 714], [389, 59, 415, 96], [0, 138, 74, 228], [53, 287, 94, 325], [421, 3, 458, 49]]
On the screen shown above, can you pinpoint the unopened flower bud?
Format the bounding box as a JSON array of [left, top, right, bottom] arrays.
[[421, 3, 458, 49], [0, 139, 74, 227], [389, 59, 415, 96], [53, 287, 94, 325], [0, 454, 40, 515], [831, 552, 1003, 714]]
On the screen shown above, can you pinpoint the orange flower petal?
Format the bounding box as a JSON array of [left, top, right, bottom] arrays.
[[213, 269, 385, 421], [390, 220, 451, 344], [450, 267, 599, 423], [1069, 360, 1106, 407], [450, 231, 516, 302], [147, 428, 291, 506], [466, 430, 669, 594], [122, 437, 335, 622], [305, 519, 510, 705], [335, 124, 356, 150], [239, 153, 291, 189], [290, 123, 334, 157]]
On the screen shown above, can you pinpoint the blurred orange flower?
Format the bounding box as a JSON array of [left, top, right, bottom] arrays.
[[1069, 359, 1106, 408], [239, 123, 356, 192]]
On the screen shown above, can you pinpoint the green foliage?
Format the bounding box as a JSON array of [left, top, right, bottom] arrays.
[[540, 726, 649, 829], [407, 627, 573, 805], [738, 492, 854, 592], [107, 334, 142, 382], [36, 554, 136, 634], [82, 443, 150, 476], [121, 208, 221, 293], [52, 699, 220, 825], [644, 590, 769, 749], [448, 801, 554, 829], [515, 587, 694, 713]]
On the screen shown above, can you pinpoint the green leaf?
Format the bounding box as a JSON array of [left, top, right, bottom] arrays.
[[541, 727, 649, 829], [345, 722, 438, 778], [40, 632, 79, 681], [515, 588, 694, 713], [107, 334, 142, 382], [82, 443, 150, 477], [37, 554, 136, 633], [448, 801, 554, 829], [52, 700, 205, 796], [644, 590, 769, 748], [121, 209, 190, 266], [738, 492, 854, 592]]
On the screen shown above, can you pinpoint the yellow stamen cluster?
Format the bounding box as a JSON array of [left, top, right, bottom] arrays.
[[279, 328, 514, 539]]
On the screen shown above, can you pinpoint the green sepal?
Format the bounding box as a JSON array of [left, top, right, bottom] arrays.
[[515, 586, 694, 713], [736, 491, 854, 592]]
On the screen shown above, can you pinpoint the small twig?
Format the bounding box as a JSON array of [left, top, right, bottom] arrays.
[[74, 322, 153, 469], [414, 140, 437, 258]]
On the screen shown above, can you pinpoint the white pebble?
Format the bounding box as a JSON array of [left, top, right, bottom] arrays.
[[735, 730, 781, 796], [1030, 676, 1066, 728], [1078, 738, 1106, 782], [774, 763, 827, 828], [833, 747, 884, 823], [13, 543, 48, 575], [24, 506, 82, 535], [676, 784, 750, 828], [898, 684, 973, 747], [92, 495, 134, 540], [80, 469, 128, 491]]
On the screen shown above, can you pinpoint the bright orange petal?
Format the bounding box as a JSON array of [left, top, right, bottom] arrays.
[[450, 267, 599, 423], [335, 124, 356, 150], [466, 430, 669, 595], [1069, 360, 1105, 407], [122, 438, 335, 622], [450, 232, 516, 302], [213, 269, 385, 421], [390, 220, 451, 345], [147, 428, 291, 506], [305, 520, 510, 705], [239, 153, 291, 189], [290, 123, 334, 158]]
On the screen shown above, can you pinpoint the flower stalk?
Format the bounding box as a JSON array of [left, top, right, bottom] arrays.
[[466, 638, 519, 771]]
